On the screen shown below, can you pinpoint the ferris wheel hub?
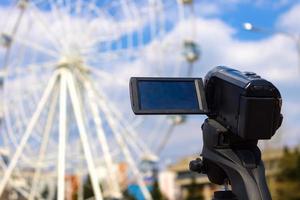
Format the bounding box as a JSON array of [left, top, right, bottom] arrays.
[[56, 54, 88, 72], [17, 0, 29, 10]]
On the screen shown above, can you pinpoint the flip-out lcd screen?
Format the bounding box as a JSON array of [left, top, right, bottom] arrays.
[[130, 78, 208, 114]]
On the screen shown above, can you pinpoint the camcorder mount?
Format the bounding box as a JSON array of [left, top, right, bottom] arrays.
[[129, 66, 283, 200]]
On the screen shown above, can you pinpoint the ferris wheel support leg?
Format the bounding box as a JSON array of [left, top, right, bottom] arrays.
[[76, 145, 84, 200], [77, 175, 84, 200], [29, 84, 59, 200], [0, 71, 59, 197], [66, 71, 104, 200], [76, 72, 148, 157], [86, 76, 153, 158], [77, 73, 142, 157], [87, 87, 152, 200], [57, 70, 68, 200], [48, 179, 56, 200], [85, 81, 122, 199], [156, 123, 175, 154], [97, 105, 143, 159], [98, 104, 152, 200]]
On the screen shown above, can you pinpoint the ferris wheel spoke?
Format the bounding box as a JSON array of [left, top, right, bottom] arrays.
[[95, 91, 147, 153], [148, 116, 169, 147], [88, 67, 127, 86], [25, 0, 62, 51], [0, 70, 59, 197], [87, 4, 121, 44], [65, 69, 104, 200], [75, 0, 83, 16], [17, 93, 42, 138], [121, 0, 139, 49], [78, 70, 141, 155], [155, 122, 176, 154], [85, 78, 122, 198], [28, 7, 64, 50], [6, 77, 51, 151], [155, 0, 167, 37], [13, 36, 59, 58], [101, 95, 153, 157], [94, 91, 153, 200], [148, 0, 158, 42], [51, 2, 70, 47], [2, 99, 21, 149], [75, 71, 152, 200], [83, 74, 153, 157], [0, 0, 185, 198], [8, 186, 29, 199], [57, 69, 67, 200], [0, 162, 31, 200], [13, 61, 57, 75], [28, 83, 59, 200], [15, 101, 42, 153], [64, 0, 73, 13], [1, 9, 33, 71], [85, 48, 140, 64], [3, 99, 39, 163]]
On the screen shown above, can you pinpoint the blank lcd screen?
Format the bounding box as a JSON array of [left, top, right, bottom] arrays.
[[138, 80, 200, 111]]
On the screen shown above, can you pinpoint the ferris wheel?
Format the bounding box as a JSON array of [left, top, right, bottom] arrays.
[[0, 0, 199, 199]]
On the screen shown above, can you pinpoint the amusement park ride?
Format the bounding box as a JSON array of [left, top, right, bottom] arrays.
[[0, 0, 200, 199]]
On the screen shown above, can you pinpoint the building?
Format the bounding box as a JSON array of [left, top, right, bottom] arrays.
[[159, 149, 284, 200]]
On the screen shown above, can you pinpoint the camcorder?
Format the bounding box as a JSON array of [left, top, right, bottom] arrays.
[[129, 66, 283, 200]]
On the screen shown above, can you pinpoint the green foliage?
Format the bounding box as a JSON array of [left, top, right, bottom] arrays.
[[151, 180, 166, 200], [41, 186, 49, 199], [83, 176, 94, 199], [82, 176, 104, 199], [185, 176, 204, 200], [275, 147, 300, 200]]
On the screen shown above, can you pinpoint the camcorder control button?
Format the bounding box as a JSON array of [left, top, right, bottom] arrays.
[[244, 71, 261, 79], [189, 158, 206, 174], [244, 72, 256, 76]]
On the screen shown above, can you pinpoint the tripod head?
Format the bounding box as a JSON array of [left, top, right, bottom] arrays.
[[190, 119, 271, 200], [129, 66, 283, 200]]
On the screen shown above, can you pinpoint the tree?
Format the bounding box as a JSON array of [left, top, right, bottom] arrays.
[[185, 176, 204, 200], [150, 180, 166, 200], [82, 176, 104, 199], [83, 176, 94, 199], [275, 147, 300, 200], [41, 186, 49, 199]]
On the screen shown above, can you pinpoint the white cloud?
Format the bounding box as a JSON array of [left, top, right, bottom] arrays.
[[141, 7, 300, 153], [277, 3, 300, 33], [1, 1, 300, 162], [194, 2, 222, 17], [147, 17, 298, 82]]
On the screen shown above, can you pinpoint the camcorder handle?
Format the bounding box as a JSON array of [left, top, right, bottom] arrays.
[[190, 119, 272, 200]]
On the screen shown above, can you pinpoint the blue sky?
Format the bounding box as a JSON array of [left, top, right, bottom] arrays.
[[219, 1, 295, 40], [155, 0, 300, 162], [0, 0, 300, 165]]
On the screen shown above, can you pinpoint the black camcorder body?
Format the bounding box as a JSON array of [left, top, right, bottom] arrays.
[[130, 66, 283, 141], [204, 66, 283, 140], [130, 66, 283, 200]]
